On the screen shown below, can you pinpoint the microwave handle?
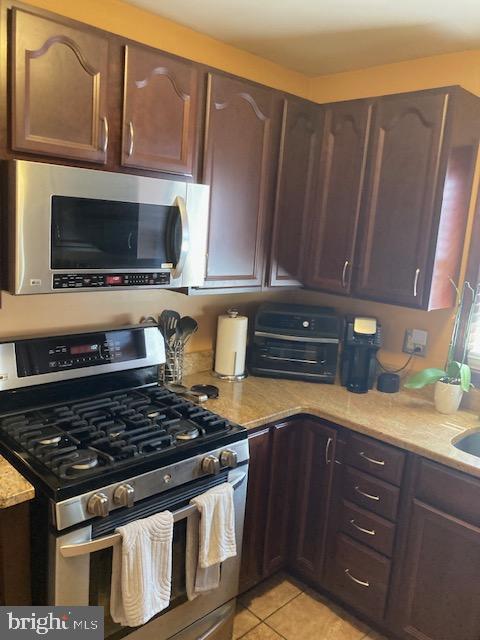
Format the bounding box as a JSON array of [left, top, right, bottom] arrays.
[[59, 470, 246, 558], [171, 195, 190, 279]]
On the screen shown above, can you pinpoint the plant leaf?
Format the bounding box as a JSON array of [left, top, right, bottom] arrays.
[[404, 368, 446, 389], [459, 363, 472, 393], [446, 360, 461, 379]]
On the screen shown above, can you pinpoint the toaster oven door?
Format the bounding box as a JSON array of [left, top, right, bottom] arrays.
[[250, 334, 338, 381]]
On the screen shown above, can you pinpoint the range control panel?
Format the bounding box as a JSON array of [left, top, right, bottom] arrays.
[[52, 272, 171, 290], [15, 328, 147, 377]]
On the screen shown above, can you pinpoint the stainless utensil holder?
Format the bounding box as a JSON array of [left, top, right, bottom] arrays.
[[161, 342, 185, 384]]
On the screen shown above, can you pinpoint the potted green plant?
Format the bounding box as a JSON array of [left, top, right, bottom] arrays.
[[405, 282, 475, 414]]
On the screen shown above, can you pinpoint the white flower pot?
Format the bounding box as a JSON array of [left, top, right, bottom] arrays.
[[434, 380, 463, 414]]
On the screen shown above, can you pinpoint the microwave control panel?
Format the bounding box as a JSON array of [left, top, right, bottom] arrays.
[[52, 272, 171, 289]]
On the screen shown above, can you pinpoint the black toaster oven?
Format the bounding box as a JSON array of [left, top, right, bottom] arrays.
[[248, 303, 340, 383]]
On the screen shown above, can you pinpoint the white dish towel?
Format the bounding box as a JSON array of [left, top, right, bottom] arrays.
[[110, 511, 174, 627], [186, 482, 236, 600]]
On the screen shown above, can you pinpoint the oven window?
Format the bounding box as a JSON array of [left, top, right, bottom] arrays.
[[51, 196, 182, 269], [89, 519, 187, 640]]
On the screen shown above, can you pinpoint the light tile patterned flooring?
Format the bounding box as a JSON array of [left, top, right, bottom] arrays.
[[234, 572, 390, 640]]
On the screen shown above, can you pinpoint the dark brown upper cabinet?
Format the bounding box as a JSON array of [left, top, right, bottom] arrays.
[[268, 97, 323, 287], [121, 44, 199, 175], [11, 8, 109, 163], [354, 87, 479, 310], [201, 73, 280, 289], [304, 100, 371, 294]]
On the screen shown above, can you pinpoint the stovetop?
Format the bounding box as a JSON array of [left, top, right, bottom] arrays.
[[0, 384, 246, 500]]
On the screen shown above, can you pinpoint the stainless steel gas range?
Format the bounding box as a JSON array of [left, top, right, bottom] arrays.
[[0, 325, 248, 640]]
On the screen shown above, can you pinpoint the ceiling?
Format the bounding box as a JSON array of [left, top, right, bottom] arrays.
[[124, 0, 480, 75]]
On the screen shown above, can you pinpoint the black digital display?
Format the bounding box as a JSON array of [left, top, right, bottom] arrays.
[[15, 329, 147, 377]]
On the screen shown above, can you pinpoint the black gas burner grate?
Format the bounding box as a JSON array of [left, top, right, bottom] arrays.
[[0, 386, 232, 479]]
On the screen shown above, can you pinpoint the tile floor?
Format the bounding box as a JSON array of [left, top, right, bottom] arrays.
[[234, 572, 390, 640]]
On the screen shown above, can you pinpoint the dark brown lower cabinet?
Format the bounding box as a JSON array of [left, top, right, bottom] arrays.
[[239, 427, 271, 593], [290, 420, 337, 584], [392, 500, 480, 640], [241, 418, 480, 640]]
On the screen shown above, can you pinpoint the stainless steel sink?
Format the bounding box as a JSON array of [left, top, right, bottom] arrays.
[[453, 431, 480, 458]]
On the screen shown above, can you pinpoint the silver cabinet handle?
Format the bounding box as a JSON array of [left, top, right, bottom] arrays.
[[359, 451, 385, 466], [350, 518, 376, 536], [101, 116, 109, 153], [341, 260, 350, 288], [413, 267, 420, 297], [128, 120, 134, 157], [345, 569, 370, 588], [354, 485, 380, 501], [325, 437, 333, 464]]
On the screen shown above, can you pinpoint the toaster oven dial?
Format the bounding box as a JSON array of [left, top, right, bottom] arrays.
[[201, 455, 221, 476], [87, 492, 109, 518], [113, 483, 135, 508], [219, 449, 238, 469]]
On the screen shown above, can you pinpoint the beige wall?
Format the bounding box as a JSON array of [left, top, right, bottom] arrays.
[[2, 1, 480, 371]]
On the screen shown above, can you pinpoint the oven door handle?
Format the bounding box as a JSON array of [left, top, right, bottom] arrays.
[[171, 195, 190, 280], [59, 470, 247, 559]]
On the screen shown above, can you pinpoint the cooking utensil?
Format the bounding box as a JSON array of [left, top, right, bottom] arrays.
[[176, 316, 198, 345], [159, 310, 180, 345]]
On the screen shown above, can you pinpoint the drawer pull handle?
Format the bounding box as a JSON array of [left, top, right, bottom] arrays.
[[345, 569, 370, 588], [350, 519, 376, 536], [354, 485, 380, 501], [359, 451, 385, 466]]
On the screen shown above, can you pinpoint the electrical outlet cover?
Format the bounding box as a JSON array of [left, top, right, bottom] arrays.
[[403, 328, 428, 357]]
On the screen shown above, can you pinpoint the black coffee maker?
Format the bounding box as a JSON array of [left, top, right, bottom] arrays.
[[341, 316, 382, 393]]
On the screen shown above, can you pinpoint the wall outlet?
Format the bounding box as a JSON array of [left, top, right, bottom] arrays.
[[403, 328, 428, 357]]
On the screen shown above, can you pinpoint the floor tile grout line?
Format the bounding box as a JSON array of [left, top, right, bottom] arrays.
[[262, 590, 303, 625]]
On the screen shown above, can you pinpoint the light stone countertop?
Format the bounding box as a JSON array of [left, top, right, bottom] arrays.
[[184, 372, 480, 477], [2, 373, 480, 509]]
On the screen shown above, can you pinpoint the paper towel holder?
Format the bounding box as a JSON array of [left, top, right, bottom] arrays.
[[213, 308, 248, 381]]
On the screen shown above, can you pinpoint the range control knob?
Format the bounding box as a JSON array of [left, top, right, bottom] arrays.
[[87, 493, 109, 518], [201, 455, 221, 476], [219, 449, 238, 469], [113, 483, 135, 508]]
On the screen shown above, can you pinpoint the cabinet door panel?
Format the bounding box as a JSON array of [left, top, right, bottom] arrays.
[[269, 98, 322, 287], [122, 45, 199, 175], [263, 422, 297, 575], [355, 92, 448, 307], [11, 8, 109, 163], [396, 500, 480, 640], [292, 420, 336, 583], [202, 73, 277, 288], [239, 428, 271, 593], [305, 100, 371, 294]]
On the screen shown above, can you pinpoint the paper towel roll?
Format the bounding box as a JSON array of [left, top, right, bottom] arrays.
[[214, 309, 248, 379]]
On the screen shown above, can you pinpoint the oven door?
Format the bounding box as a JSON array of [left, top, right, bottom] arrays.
[[50, 466, 247, 640], [250, 333, 338, 380], [11, 160, 209, 294]]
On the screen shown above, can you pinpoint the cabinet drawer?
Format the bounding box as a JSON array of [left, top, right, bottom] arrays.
[[328, 533, 390, 620], [340, 500, 396, 557], [343, 466, 400, 521], [346, 433, 405, 486], [416, 458, 480, 527]]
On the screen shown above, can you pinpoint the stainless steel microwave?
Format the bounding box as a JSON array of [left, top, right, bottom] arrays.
[[6, 160, 209, 294]]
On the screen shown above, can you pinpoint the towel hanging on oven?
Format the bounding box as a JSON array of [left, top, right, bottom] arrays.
[[110, 511, 174, 627], [186, 482, 236, 600]]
